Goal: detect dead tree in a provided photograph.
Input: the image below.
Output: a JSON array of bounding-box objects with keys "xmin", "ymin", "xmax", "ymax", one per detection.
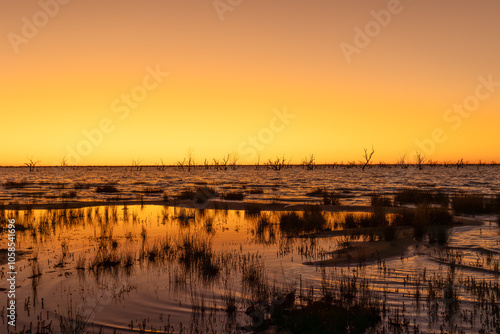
[
  {"xmin": 177, "ymin": 158, "xmax": 186, "ymax": 170},
  {"xmin": 359, "ymin": 146, "xmax": 375, "ymax": 171},
  {"xmin": 25, "ymin": 156, "xmax": 40, "ymax": 172},
  {"xmin": 221, "ymin": 154, "xmax": 231, "ymax": 171},
  {"xmin": 302, "ymin": 154, "xmax": 316, "ymax": 170},
  {"xmin": 186, "ymin": 149, "xmax": 195, "ymax": 172},
  {"xmin": 156, "ymin": 158, "xmax": 166, "ymax": 171},
  {"xmin": 266, "ymin": 155, "xmax": 290, "ymax": 171},
  {"xmin": 230, "ymin": 153, "xmax": 238, "ymax": 170},
  {"xmin": 397, "ymin": 154, "xmax": 408, "ymax": 169},
  {"xmin": 131, "ymin": 159, "xmax": 142, "ymax": 171},
  {"xmin": 212, "ymin": 158, "xmax": 220, "ymax": 171},
  {"xmin": 415, "ymin": 151, "xmax": 425, "ymax": 170}
]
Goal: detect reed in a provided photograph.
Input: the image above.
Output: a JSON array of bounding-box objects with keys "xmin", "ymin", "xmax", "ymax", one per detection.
[
  {"xmin": 394, "ymin": 188, "xmax": 449, "ymax": 207},
  {"xmin": 451, "ymin": 192, "xmax": 498, "ymax": 214}
]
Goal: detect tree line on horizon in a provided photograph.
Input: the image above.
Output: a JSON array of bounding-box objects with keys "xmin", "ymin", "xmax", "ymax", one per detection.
[{"xmin": 11, "ymin": 148, "xmax": 500, "ymax": 172}]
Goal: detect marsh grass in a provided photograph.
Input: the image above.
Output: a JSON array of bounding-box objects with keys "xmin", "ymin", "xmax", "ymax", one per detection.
[
  {"xmin": 175, "ymin": 189, "xmax": 195, "ymax": 200},
  {"xmin": 89, "ymin": 246, "xmax": 121, "ymax": 271},
  {"xmin": 370, "ymin": 193, "xmax": 392, "ymax": 207},
  {"xmin": 247, "ymin": 188, "xmax": 264, "ymax": 195},
  {"xmin": 394, "ymin": 188, "xmax": 449, "ymax": 207},
  {"xmin": 8, "ymin": 203, "xmax": 500, "ymax": 333},
  {"xmin": 178, "ymin": 235, "xmax": 220, "ymax": 283},
  {"xmin": 3, "ymin": 180, "xmax": 31, "ymax": 188},
  {"xmin": 428, "ymin": 225, "xmax": 451, "ymax": 246},
  {"xmin": 393, "ymin": 205, "xmax": 453, "ymax": 241},
  {"xmin": 244, "ymin": 202, "xmax": 262, "ymax": 216},
  {"xmin": 76, "ymin": 254, "xmax": 86, "ymax": 270},
  {"xmin": 61, "ymin": 191, "xmax": 77, "ymax": 199},
  {"xmin": 451, "ymin": 192, "xmax": 499, "ymax": 214},
  {"xmin": 305, "ymin": 187, "xmax": 326, "ymax": 197},
  {"xmin": 73, "ymin": 182, "xmax": 91, "ymax": 189},
  {"xmin": 254, "ymin": 272, "xmax": 381, "ymax": 334},
  {"xmin": 253, "ymin": 215, "xmax": 276, "ymax": 244},
  {"xmin": 305, "ymin": 187, "xmax": 342, "ymax": 205},
  {"xmin": 59, "ymin": 307, "xmax": 88, "ymax": 334},
  {"xmin": 223, "ymin": 291, "xmax": 237, "ymax": 315},
  {"xmin": 220, "ymin": 192, "xmax": 245, "ymax": 201},
  {"xmin": 279, "ymin": 206, "xmax": 328, "ymax": 235},
  {"xmin": 55, "ymin": 240, "xmax": 70, "ymax": 267},
  {"xmin": 95, "ymin": 185, "xmax": 119, "ymax": 193},
  {"xmin": 342, "ymin": 208, "xmax": 387, "ymax": 229},
  {"xmin": 322, "ymin": 191, "xmax": 341, "ymax": 205},
  {"xmin": 140, "ymin": 187, "xmax": 163, "ymax": 194}
]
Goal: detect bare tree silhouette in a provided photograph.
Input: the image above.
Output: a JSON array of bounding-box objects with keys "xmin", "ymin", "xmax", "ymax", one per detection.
[
  {"xmin": 266, "ymin": 155, "xmax": 291, "ymax": 171},
  {"xmin": 415, "ymin": 151, "xmax": 425, "ymax": 170},
  {"xmin": 156, "ymin": 158, "xmax": 166, "ymax": 171},
  {"xmin": 397, "ymin": 154, "xmax": 408, "ymax": 169},
  {"xmin": 360, "ymin": 146, "xmax": 375, "ymax": 171},
  {"xmin": 25, "ymin": 156, "xmax": 40, "ymax": 172},
  {"xmin": 131, "ymin": 158, "xmax": 142, "ymax": 171},
  {"xmin": 301, "ymin": 154, "xmax": 316, "ymax": 170}
]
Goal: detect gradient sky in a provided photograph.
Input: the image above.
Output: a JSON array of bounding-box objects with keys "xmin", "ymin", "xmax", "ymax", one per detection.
[{"xmin": 1, "ymin": 0, "xmax": 500, "ymax": 165}]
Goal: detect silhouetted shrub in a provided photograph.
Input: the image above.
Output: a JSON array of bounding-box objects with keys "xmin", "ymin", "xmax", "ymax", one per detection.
[
  {"xmin": 96, "ymin": 185, "xmax": 119, "ymax": 193},
  {"xmin": 451, "ymin": 193, "xmax": 498, "ymax": 214},
  {"xmin": 221, "ymin": 192, "xmax": 245, "ymax": 201},
  {"xmin": 394, "ymin": 188, "xmax": 449, "ymax": 207}
]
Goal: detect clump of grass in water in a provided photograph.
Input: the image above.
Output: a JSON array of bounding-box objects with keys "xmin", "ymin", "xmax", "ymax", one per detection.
[
  {"xmin": 55, "ymin": 240, "xmax": 69, "ymax": 267},
  {"xmin": 61, "ymin": 191, "xmax": 77, "ymax": 199},
  {"xmin": 178, "ymin": 235, "xmax": 220, "ymax": 282},
  {"xmin": 140, "ymin": 225, "xmax": 147, "ymax": 242},
  {"xmin": 59, "ymin": 303, "xmax": 87, "ymax": 334},
  {"xmin": 342, "ymin": 208, "xmax": 388, "ymax": 229},
  {"xmin": 220, "ymin": 192, "xmax": 245, "ymax": 201},
  {"xmin": 382, "ymin": 224, "xmax": 396, "ymax": 241},
  {"xmin": 76, "ymin": 254, "xmax": 86, "ymax": 270},
  {"xmin": 428, "ymin": 225, "xmax": 452, "ymax": 245},
  {"xmin": 242, "ymin": 259, "xmax": 269, "ymax": 303},
  {"xmin": 394, "ymin": 188, "xmax": 449, "ymax": 207},
  {"xmin": 73, "ymin": 182, "xmax": 90, "ymax": 189},
  {"xmin": 279, "ymin": 206, "xmax": 328, "ymax": 235},
  {"xmin": 223, "ymin": 291, "xmax": 237, "ymax": 315},
  {"xmin": 95, "ymin": 185, "xmax": 119, "ymax": 193},
  {"xmin": 175, "ymin": 189, "xmax": 196, "ymax": 200},
  {"xmin": 247, "ymin": 188, "xmax": 264, "ymax": 195},
  {"xmin": 323, "ymin": 191, "xmax": 341, "ymax": 205},
  {"xmin": 370, "ymin": 193, "xmax": 393, "ymax": 207},
  {"xmin": 451, "ymin": 192, "xmax": 499, "ymax": 214},
  {"xmin": 253, "ymin": 272, "xmax": 381, "ymax": 334},
  {"xmin": 3, "ymin": 180, "xmax": 30, "ymax": 189},
  {"xmin": 393, "ymin": 205, "xmax": 453, "ymax": 242},
  {"xmin": 304, "ymin": 187, "xmax": 341, "ymax": 205},
  {"xmin": 254, "ymin": 215, "xmax": 276, "ymax": 244},
  {"xmin": 244, "ymin": 202, "xmax": 262, "ymax": 216}
]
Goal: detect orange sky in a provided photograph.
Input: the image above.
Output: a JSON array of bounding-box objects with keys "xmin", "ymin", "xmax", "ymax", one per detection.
[{"xmin": 1, "ymin": 0, "xmax": 500, "ymax": 165}]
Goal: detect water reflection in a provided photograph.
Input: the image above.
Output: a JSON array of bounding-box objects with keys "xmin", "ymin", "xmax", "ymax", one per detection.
[{"xmin": 0, "ymin": 204, "xmax": 499, "ymax": 333}]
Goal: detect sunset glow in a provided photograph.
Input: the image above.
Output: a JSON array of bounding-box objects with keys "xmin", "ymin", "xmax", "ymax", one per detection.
[{"xmin": 2, "ymin": 0, "xmax": 500, "ymax": 165}]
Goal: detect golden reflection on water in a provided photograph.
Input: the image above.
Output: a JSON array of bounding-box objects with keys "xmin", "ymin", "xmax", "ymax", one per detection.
[{"xmin": 0, "ymin": 205, "xmax": 499, "ymax": 333}]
